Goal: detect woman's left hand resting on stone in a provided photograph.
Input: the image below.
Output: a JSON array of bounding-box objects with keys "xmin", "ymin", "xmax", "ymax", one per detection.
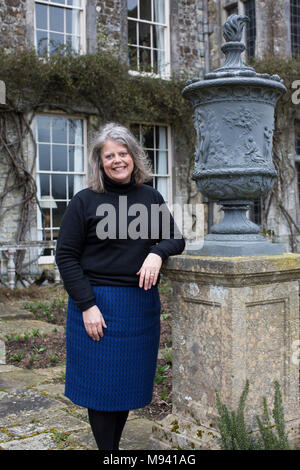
[{"xmin": 137, "ymin": 253, "xmax": 162, "ymax": 290}]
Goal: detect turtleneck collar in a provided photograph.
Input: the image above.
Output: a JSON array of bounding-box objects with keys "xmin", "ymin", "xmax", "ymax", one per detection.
[{"xmin": 103, "ymin": 171, "xmax": 136, "ymax": 194}]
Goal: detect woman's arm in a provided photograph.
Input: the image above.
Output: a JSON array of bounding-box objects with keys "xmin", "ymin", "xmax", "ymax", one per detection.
[{"xmin": 137, "ymin": 190, "xmax": 185, "ymax": 290}]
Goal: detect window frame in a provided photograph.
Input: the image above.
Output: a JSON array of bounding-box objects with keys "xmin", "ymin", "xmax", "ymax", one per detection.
[
  {"xmin": 129, "ymin": 121, "xmax": 173, "ymax": 206},
  {"xmin": 34, "ymin": 0, "xmax": 86, "ymax": 56},
  {"xmin": 127, "ymin": 0, "xmax": 171, "ymax": 79},
  {"xmin": 34, "ymin": 113, "xmax": 88, "ymax": 247},
  {"xmin": 243, "ymin": 0, "xmax": 256, "ymax": 60}
]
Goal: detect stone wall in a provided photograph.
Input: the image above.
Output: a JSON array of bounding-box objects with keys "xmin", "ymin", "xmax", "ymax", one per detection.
[{"xmin": 0, "ymin": 0, "xmax": 27, "ymax": 51}]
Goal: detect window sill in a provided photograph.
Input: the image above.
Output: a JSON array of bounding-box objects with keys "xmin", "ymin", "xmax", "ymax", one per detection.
[{"xmin": 128, "ymin": 70, "xmax": 171, "ymax": 81}]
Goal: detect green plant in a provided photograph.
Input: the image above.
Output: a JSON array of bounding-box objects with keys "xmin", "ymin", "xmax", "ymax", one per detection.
[
  {"xmin": 10, "ymin": 352, "xmax": 24, "ymax": 362},
  {"xmin": 162, "ymin": 346, "xmax": 172, "ymax": 364},
  {"xmin": 50, "ymin": 353, "xmax": 58, "ymax": 364},
  {"xmin": 32, "ymin": 346, "xmax": 46, "ymax": 354},
  {"xmin": 154, "ymin": 364, "xmax": 170, "ymax": 385},
  {"xmin": 31, "ymin": 329, "xmax": 40, "ymax": 337},
  {"xmin": 215, "ymin": 380, "xmax": 292, "ymax": 450}
]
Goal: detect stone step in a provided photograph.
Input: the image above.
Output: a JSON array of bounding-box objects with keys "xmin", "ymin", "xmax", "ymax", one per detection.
[
  {"xmin": 0, "ymin": 301, "xmax": 34, "ymax": 321},
  {"xmin": 0, "ymin": 319, "xmax": 65, "ymax": 341}
]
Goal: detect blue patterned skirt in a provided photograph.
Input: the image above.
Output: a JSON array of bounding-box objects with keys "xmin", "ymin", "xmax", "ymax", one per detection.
[{"xmin": 65, "ymin": 285, "xmax": 161, "ymax": 411}]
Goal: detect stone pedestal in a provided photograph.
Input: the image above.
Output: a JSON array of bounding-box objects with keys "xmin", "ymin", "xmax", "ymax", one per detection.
[{"xmin": 150, "ymin": 254, "xmax": 300, "ymax": 450}]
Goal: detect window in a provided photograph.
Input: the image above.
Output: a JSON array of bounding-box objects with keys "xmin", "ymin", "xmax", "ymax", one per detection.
[
  {"xmin": 244, "ymin": 0, "xmax": 256, "ymax": 59},
  {"xmin": 127, "ymin": 0, "xmax": 170, "ymax": 77},
  {"xmin": 34, "ymin": 0, "xmax": 85, "ymax": 56},
  {"xmin": 130, "ymin": 123, "xmax": 171, "ymax": 204},
  {"xmin": 225, "ymin": 3, "xmax": 238, "ymax": 17},
  {"xmin": 291, "ymin": 0, "xmax": 300, "ymax": 56},
  {"xmin": 35, "ymin": 115, "xmax": 86, "ymax": 242}
]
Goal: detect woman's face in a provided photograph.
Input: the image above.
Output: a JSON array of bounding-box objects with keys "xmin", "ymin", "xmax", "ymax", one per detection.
[{"xmin": 100, "ymin": 138, "xmax": 134, "ymax": 184}]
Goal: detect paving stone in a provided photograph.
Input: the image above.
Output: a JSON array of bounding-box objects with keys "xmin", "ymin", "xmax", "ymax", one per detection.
[
  {"xmin": 0, "ymin": 388, "xmax": 60, "ymax": 419},
  {"xmin": 119, "ymin": 418, "xmax": 154, "ymax": 450},
  {"xmin": 0, "ymin": 432, "xmax": 56, "ymax": 450},
  {"xmin": 67, "ymin": 429, "xmax": 98, "ymax": 450},
  {"xmin": 0, "ymin": 368, "xmax": 53, "ymax": 391}
]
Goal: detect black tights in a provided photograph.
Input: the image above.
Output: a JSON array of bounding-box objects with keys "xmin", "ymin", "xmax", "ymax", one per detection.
[{"xmin": 88, "ymin": 408, "xmax": 129, "ymax": 450}]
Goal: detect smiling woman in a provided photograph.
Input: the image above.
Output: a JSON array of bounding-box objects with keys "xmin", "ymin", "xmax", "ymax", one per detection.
[
  {"xmin": 100, "ymin": 139, "xmax": 134, "ymax": 184},
  {"xmin": 55, "ymin": 122, "xmax": 185, "ymax": 450}
]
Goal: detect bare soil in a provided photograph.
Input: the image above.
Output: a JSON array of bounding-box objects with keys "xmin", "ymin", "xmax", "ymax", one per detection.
[{"xmin": 4, "ymin": 279, "xmax": 174, "ymax": 420}]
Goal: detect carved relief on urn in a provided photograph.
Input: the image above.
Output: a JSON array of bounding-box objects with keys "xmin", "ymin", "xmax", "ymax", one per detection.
[{"xmin": 182, "ymin": 14, "xmax": 286, "ymax": 256}]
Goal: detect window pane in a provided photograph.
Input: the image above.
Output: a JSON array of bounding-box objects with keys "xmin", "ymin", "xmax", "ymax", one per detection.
[
  {"xmin": 66, "ymin": 8, "xmax": 80, "ymax": 34},
  {"xmin": 51, "ymin": 0, "xmax": 65, "ymax": 4},
  {"xmin": 38, "ymin": 144, "xmax": 51, "ymax": 171},
  {"xmin": 69, "ymin": 118, "xmax": 83, "ymax": 145},
  {"xmin": 52, "ymin": 117, "xmax": 67, "ymax": 143},
  {"xmin": 147, "ymin": 150, "xmax": 155, "ymax": 172},
  {"xmin": 139, "ymin": 48, "xmax": 151, "ymax": 71},
  {"xmin": 53, "ymin": 201, "xmax": 67, "ymax": 227},
  {"xmin": 156, "ymin": 176, "xmax": 168, "ymax": 201},
  {"xmin": 128, "ymin": 19, "xmax": 137, "ymax": 44},
  {"xmin": 141, "ymin": 124, "xmax": 154, "ymax": 148},
  {"xmin": 49, "ymin": 32, "xmax": 65, "ymax": 53},
  {"xmin": 68, "ymin": 174, "xmax": 74, "ymax": 197},
  {"xmin": 140, "ymin": 0, "xmax": 151, "ymax": 21},
  {"xmin": 156, "ymin": 150, "xmax": 168, "ymax": 174},
  {"xmin": 37, "ymin": 115, "xmax": 50, "ymax": 142},
  {"xmin": 50, "ymin": 6, "xmax": 64, "ymax": 32},
  {"xmin": 52, "ymin": 145, "xmax": 68, "ymax": 171},
  {"xmin": 52, "ymin": 174, "xmax": 66, "ymax": 199},
  {"xmin": 153, "ymin": 0, "xmax": 165, "ymax": 23},
  {"xmin": 139, "ymin": 22, "xmax": 151, "ymax": 47},
  {"xmin": 35, "ymin": 3, "xmax": 48, "ymax": 30},
  {"xmin": 155, "ymin": 125, "xmax": 167, "ymax": 149},
  {"xmin": 36, "ymin": 30, "xmax": 48, "ymax": 56},
  {"xmin": 128, "ymin": 0, "xmax": 137, "ymax": 18},
  {"xmin": 68, "ymin": 0, "xmax": 81, "ymax": 6},
  {"xmin": 153, "ymin": 25, "xmax": 164, "ymax": 49},
  {"xmin": 41, "ymin": 208, "xmax": 51, "ymax": 228},
  {"xmin": 68, "ymin": 146, "xmax": 83, "ymax": 172},
  {"xmin": 128, "ymin": 46, "xmax": 138, "ymax": 68},
  {"xmin": 39, "ymin": 173, "xmax": 50, "ymax": 197}
]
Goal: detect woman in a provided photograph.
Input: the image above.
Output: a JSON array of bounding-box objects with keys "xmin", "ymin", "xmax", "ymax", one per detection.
[{"xmin": 55, "ymin": 122, "xmax": 185, "ymax": 450}]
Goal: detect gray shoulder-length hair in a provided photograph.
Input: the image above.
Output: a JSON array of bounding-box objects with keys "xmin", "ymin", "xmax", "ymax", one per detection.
[{"xmin": 88, "ymin": 122, "xmax": 153, "ymax": 193}]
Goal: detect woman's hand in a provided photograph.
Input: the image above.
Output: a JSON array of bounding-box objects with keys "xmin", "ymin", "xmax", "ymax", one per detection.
[
  {"xmin": 136, "ymin": 253, "xmax": 162, "ymax": 290},
  {"xmin": 82, "ymin": 305, "xmax": 107, "ymax": 341}
]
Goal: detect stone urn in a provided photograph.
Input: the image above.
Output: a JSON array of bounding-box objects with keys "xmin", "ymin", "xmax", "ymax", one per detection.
[{"xmin": 182, "ymin": 14, "xmax": 286, "ymax": 256}]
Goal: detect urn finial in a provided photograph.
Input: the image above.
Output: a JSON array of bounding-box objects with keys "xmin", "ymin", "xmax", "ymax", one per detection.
[{"xmin": 223, "ymin": 14, "xmax": 249, "ymax": 43}]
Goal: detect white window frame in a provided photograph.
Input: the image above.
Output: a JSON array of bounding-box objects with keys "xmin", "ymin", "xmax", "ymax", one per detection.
[
  {"xmin": 130, "ymin": 122, "xmax": 173, "ymax": 206},
  {"xmin": 127, "ymin": 0, "xmax": 171, "ymax": 79},
  {"xmin": 34, "ymin": 113, "xmax": 88, "ymax": 253},
  {"xmin": 34, "ymin": 0, "xmax": 86, "ymax": 56}
]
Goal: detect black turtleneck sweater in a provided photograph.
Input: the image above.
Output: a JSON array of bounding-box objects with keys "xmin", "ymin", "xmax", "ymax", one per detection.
[{"xmin": 55, "ymin": 174, "xmax": 185, "ymax": 311}]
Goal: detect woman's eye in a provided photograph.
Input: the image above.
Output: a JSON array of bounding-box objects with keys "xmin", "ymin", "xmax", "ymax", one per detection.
[
  {"xmin": 105, "ymin": 154, "xmax": 113, "ymax": 159},
  {"xmin": 120, "ymin": 152, "xmax": 127, "ymax": 157}
]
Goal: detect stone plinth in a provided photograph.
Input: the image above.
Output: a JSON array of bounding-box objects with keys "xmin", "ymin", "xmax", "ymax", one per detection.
[{"xmin": 150, "ymin": 254, "xmax": 300, "ymax": 450}]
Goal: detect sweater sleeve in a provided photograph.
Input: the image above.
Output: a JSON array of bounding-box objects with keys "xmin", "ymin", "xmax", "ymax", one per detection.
[
  {"xmin": 149, "ymin": 191, "xmax": 185, "ymax": 261},
  {"xmin": 55, "ymin": 193, "xmax": 96, "ymax": 311}
]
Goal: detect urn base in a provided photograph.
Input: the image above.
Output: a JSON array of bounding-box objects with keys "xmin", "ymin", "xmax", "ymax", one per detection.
[{"xmin": 185, "ymin": 233, "xmax": 284, "ymax": 257}]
